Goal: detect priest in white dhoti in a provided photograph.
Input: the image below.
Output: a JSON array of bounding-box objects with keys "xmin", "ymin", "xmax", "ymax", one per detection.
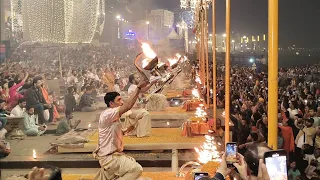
[
  {"xmin": 93, "ymin": 79, "xmax": 154, "ymax": 180},
  {"xmin": 125, "ymin": 73, "xmax": 152, "ymax": 138}
]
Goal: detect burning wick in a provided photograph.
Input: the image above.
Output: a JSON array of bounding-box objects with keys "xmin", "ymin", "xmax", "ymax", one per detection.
[
  {"xmin": 33, "ymin": 149, "xmax": 37, "ymax": 159},
  {"xmin": 167, "ymin": 122, "xmax": 170, "ymax": 126}
]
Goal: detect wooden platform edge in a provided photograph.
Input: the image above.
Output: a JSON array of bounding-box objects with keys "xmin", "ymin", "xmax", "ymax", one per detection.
[{"xmin": 58, "ymin": 142, "xmax": 202, "ymax": 153}]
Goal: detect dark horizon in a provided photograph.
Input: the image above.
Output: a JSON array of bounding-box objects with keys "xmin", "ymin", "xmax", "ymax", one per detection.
[{"xmin": 109, "ymin": 0, "xmax": 320, "ymax": 48}]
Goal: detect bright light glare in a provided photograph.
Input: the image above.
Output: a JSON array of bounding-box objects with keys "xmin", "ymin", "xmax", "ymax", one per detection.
[{"xmin": 141, "ymin": 43, "xmax": 157, "ymax": 59}]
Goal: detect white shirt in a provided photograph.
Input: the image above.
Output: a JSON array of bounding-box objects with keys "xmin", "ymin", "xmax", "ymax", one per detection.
[
  {"xmin": 10, "ymin": 105, "xmax": 25, "ymax": 117},
  {"xmin": 287, "ymin": 108, "xmax": 299, "ymax": 119},
  {"xmin": 67, "ymin": 75, "xmax": 78, "ymax": 86},
  {"xmin": 97, "ymin": 107, "xmax": 123, "ymax": 156}
]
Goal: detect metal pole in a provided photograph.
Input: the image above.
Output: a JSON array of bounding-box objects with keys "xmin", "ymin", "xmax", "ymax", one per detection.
[
  {"xmin": 225, "ymin": 0, "xmax": 231, "ymax": 143},
  {"xmin": 201, "ymin": 9, "xmax": 205, "ymax": 85},
  {"xmin": 212, "ymin": 0, "xmax": 217, "ymax": 131},
  {"xmin": 205, "ymin": 4, "xmax": 210, "ymax": 107},
  {"xmin": 268, "ymin": 0, "xmax": 279, "ymax": 150}
]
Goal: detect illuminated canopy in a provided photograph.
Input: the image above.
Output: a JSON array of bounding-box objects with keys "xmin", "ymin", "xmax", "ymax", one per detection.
[{"xmin": 22, "ymin": 0, "xmax": 104, "ymax": 43}]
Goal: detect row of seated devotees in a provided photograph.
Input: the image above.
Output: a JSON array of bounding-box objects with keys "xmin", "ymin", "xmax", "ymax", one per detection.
[{"xmin": 0, "ymin": 82, "xmax": 158, "ymax": 159}]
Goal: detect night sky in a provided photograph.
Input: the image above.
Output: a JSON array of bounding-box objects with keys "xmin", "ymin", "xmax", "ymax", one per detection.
[{"xmin": 111, "ymin": 0, "xmax": 320, "ymax": 48}]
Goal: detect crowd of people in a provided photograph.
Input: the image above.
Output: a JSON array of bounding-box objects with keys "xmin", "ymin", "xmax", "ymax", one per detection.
[
  {"xmin": 208, "ymin": 63, "xmax": 320, "ymax": 179},
  {"xmin": 0, "ymin": 43, "xmax": 139, "ymax": 159}
]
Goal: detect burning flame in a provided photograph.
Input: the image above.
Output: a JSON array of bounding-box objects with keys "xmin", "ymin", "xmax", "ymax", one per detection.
[
  {"xmin": 141, "ymin": 43, "xmax": 156, "ymax": 59},
  {"xmin": 195, "ymin": 106, "xmax": 206, "ymax": 118},
  {"xmin": 142, "ymin": 58, "xmax": 151, "ymax": 68},
  {"xmin": 221, "ymin": 111, "xmax": 225, "ymax": 117},
  {"xmin": 175, "ymin": 53, "xmax": 182, "ymax": 59},
  {"xmin": 195, "ymin": 76, "xmax": 201, "ymax": 84},
  {"xmin": 167, "ymin": 122, "xmax": 170, "ymax": 126},
  {"xmin": 192, "ymin": 88, "xmax": 200, "ymax": 99},
  {"xmin": 195, "ymin": 135, "xmax": 221, "ymax": 164},
  {"xmin": 33, "ymin": 149, "xmax": 37, "ymax": 159},
  {"xmin": 88, "ymin": 124, "xmax": 91, "ymax": 128},
  {"xmin": 168, "ymin": 58, "xmax": 178, "ymax": 66}
]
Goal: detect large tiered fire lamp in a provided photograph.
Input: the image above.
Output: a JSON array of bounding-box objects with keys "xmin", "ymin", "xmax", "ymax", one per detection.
[
  {"xmin": 134, "ymin": 43, "xmax": 184, "ymax": 94},
  {"xmin": 134, "ymin": 43, "xmax": 159, "ymax": 81}
]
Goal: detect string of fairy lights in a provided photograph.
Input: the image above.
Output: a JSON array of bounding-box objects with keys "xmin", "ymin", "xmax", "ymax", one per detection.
[{"xmin": 20, "ymin": 0, "xmax": 103, "ymax": 43}]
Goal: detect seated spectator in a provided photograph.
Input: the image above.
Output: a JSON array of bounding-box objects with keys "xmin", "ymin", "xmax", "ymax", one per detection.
[
  {"xmin": 8, "ymin": 72, "xmax": 29, "ymax": 109},
  {"xmin": 10, "ymin": 98, "xmax": 26, "ymax": 117},
  {"xmin": 26, "ymin": 166, "xmax": 62, "ymax": 180},
  {"xmin": 24, "ymin": 76, "xmax": 53, "ymax": 125},
  {"xmin": 0, "ymin": 141, "xmax": 10, "ymax": 158},
  {"xmin": 79, "ymin": 86, "xmax": 96, "ymax": 112},
  {"xmin": 305, "ymin": 159, "xmax": 320, "ymax": 179},
  {"xmin": 304, "ymin": 148, "xmax": 320, "ymax": 170},
  {"xmin": 56, "ymin": 110, "xmax": 81, "ymax": 136},
  {"xmin": 0, "ymin": 120, "xmax": 9, "ymax": 139},
  {"xmin": 64, "ymin": 86, "xmax": 77, "ymax": 113},
  {"xmin": 23, "ymin": 106, "xmax": 47, "ymax": 136},
  {"xmin": 288, "ymin": 161, "xmax": 301, "ymax": 180},
  {"xmin": 0, "ymin": 99, "xmax": 10, "ymax": 116}
]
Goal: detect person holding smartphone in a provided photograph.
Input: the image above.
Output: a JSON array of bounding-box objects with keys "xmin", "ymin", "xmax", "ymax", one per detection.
[{"xmin": 200, "ymin": 143, "xmax": 271, "ymax": 180}]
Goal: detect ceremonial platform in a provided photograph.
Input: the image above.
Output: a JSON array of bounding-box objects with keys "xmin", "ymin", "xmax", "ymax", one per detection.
[
  {"xmin": 57, "ymin": 128, "xmax": 204, "ymax": 153},
  {"xmin": 54, "ymin": 128, "xmax": 205, "ymax": 172}
]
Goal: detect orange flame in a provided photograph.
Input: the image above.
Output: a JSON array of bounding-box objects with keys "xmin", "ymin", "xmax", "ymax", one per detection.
[
  {"xmin": 168, "ymin": 58, "xmax": 178, "ymax": 66},
  {"xmin": 195, "ymin": 135, "xmax": 221, "ymax": 164},
  {"xmin": 141, "ymin": 43, "xmax": 156, "ymax": 59}
]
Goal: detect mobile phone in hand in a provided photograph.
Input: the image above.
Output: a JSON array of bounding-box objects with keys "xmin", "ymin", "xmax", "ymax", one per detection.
[
  {"xmin": 264, "ymin": 150, "xmax": 288, "ymax": 180},
  {"xmin": 194, "ymin": 172, "xmax": 209, "ymax": 180},
  {"xmin": 226, "ymin": 142, "xmax": 237, "ymax": 168}
]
